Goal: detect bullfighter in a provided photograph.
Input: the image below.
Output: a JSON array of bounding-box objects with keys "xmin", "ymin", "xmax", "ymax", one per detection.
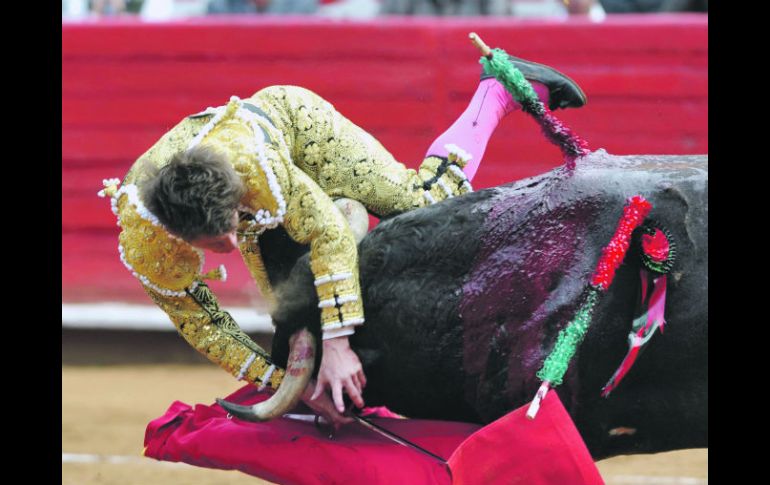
[{"xmin": 98, "ymin": 55, "xmax": 586, "ymax": 427}]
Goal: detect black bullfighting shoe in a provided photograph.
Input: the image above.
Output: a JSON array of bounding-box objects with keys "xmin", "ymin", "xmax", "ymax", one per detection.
[{"xmin": 480, "ymin": 55, "xmax": 587, "ymax": 111}]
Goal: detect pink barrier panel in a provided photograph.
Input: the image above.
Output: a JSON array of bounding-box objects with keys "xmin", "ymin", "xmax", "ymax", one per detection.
[{"xmin": 62, "ymin": 15, "xmax": 707, "ymax": 303}]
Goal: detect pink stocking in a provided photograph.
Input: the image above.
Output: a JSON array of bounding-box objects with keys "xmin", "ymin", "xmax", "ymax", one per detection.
[{"xmin": 424, "ymin": 78, "xmax": 549, "ymax": 182}]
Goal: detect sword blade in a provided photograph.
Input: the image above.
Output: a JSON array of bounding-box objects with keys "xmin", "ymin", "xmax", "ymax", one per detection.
[
  {"xmin": 283, "ymin": 412, "xmax": 448, "ymax": 465},
  {"xmin": 352, "ymin": 414, "xmax": 447, "ymax": 465},
  {"xmin": 282, "ymin": 413, "xmax": 322, "ymax": 424}
]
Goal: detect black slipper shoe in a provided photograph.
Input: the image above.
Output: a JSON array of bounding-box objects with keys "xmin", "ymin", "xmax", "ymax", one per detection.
[{"xmin": 481, "ymin": 54, "xmax": 587, "ymax": 111}]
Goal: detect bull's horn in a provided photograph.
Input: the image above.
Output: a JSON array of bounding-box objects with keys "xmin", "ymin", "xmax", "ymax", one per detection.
[{"xmin": 217, "ymin": 328, "xmax": 316, "ymax": 421}]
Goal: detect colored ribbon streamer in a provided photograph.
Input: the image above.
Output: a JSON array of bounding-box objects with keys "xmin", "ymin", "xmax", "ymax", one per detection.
[
  {"xmin": 535, "ymin": 196, "xmax": 652, "ymax": 389},
  {"xmin": 601, "ymin": 270, "xmax": 668, "ymax": 397},
  {"xmin": 591, "ymin": 196, "xmax": 653, "ymax": 289}
]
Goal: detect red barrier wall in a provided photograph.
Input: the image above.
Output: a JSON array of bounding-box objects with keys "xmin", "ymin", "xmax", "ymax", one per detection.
[{"xmin": 62, "ymin": 15, "xmax": 708, "ymax": 303}]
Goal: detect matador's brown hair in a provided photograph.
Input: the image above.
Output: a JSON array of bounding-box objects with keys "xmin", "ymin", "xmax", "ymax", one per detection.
[{"xmin": 140, "ymin": 146, "xmax": 246, "ymax": 241}]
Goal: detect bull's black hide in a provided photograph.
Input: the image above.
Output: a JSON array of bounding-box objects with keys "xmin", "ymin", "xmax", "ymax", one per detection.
[{"xmin": 262, "ymin": 150, "xmax": 708, "ymax": 460}]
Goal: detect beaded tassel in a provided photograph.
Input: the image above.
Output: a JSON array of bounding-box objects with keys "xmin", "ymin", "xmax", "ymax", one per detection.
[
  {"xmin": 600, "ymin": 223, "xmax": 676, "ymax": 397},
  {"xmin": 537, "ymin": 288, "xmax": 600, "ymax": 386}
]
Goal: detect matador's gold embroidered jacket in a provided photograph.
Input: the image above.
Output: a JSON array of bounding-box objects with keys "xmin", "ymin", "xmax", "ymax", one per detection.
[{"xmin": 102, "ymin": 86, "xmax": 473, "ymax": 390}]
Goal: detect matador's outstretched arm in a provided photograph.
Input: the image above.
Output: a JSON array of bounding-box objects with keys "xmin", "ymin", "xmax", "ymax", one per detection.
[
  {"xmin": 99, "ymin": 179, "xmax": 286, "ymax": 391},
  {"xmin": 279, "ymin": 167, "xmax": 365, "ymax": 340}
]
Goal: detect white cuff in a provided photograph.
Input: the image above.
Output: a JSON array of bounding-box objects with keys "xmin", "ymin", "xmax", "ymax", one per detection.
[
  {"xmin": 314, "ymin": 272, "xmax": 354, "ymax": 287},
  {"xmin": 436, "ymin": 179, "xmax": 454, "ymax": 198},
  {"xmin": 322, "ymin": 326, "xmax": 356, "ymax": 340},
  {"xmin": 236, "ymin": 352, "xmax": 257, "ymax": 381},
  {"xmin": 318, "ymin": 294, "xmax": 359, "ymax": 309},
  {"xmin": 257, "ymin": 364, "xmax": 276, "ymax": 391}
]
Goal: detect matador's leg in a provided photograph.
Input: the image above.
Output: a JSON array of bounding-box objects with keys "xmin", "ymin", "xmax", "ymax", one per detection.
[
  {"xmin": 251, "ymin": 65, "xmax": 584, "ymax": 219},
  {"xmin": 425, "ymin": 56, "xmax": 587, "ymax": 182},
  {"xmin": 423, "ymin": 78, "xmax": 547, "ymax": 182}
]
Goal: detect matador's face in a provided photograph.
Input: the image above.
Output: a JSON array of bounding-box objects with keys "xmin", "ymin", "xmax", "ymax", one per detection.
[{"xmin": 188, "ymin": 211, "xmax": 239, "ymax": 253}]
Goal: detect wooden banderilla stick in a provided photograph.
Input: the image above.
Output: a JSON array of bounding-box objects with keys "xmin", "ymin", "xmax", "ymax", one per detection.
[{"xmin": 468, "ymin": 32, "xmax": 493, "ymax": 59}]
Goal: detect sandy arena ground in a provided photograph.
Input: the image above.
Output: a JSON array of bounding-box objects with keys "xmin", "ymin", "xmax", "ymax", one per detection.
[
  {"xmin": 62, "ymin": 327, "xmax": 707, "ymax": 483},
  {"xmin": 62, "ymin": 363, "xmax": 707, "ymax": 484}
]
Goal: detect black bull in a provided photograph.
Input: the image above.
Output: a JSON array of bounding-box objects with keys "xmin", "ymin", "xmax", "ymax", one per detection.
[{"xmin": 261, "ymin": 151, "xmax": 707, "ymax": 460}]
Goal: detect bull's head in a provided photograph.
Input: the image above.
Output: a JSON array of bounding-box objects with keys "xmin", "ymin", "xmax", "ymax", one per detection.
[{"xmin": 217, "ymin": 199, "xmax": 370, "ymax": 421}]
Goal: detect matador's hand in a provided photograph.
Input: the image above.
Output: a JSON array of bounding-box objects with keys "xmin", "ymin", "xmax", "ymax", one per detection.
[
  {"xmin": 311, "ymin": 336, "xmax": 367, "ymax": 413},
  {"xmin": 301, "ymin": 378, "xmax": 355, "ymax": 431}
]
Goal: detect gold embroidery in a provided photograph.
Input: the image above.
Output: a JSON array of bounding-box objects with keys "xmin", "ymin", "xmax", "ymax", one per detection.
[
  {"xmin": 238, "ymin": 236, "xmax": 277, "ymax": 309},
  {"xmin": 146, "ymin": 284, "xmax": 284, "ymax": 390},
  {"xmin": 116, "ymin": 85, "xmax": 473, "ymax": 388},
  {"xmin": 248, "ymin": 86, "xmax": 471, "ymax": 217},
  {"xmin": 116, "ymin": 194, "xmax": 202, "ymax": 294}
]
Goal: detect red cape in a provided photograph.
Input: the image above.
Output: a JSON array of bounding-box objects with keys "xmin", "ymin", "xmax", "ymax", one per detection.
[{"xmin": 144, "ymin": 384, "xmax": 603, "ymax": 484}]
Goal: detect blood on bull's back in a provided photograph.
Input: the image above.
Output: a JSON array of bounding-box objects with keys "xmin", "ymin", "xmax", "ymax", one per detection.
[{"xmin": 269, "ymin": 151, "xmax": 708, "ymax": 459}]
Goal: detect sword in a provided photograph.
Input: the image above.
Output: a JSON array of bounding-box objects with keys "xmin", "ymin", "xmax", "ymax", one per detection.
[
  {"xmin": 351, "ymin": 413, "xmax": 448, "ymax": 465},
  {"xmin": 282, "ymin": 412, "xmax": 448, "ymax": 466}
]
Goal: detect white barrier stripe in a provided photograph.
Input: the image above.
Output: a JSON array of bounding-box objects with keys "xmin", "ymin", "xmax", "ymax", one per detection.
[
  {"xmin": 604, "ymin": 475, "xmax": 707, "ymax": 485},
  {"xmin": 61, "ymin": 453, "xmax": 187, "ymax": 467},
  {"xmin": 61, "ymin": 303, "xmax": 273, "ymax": 333},
  {"xmin": 61, "ymin": 454, "xmax": 709, "ymax": 482}
]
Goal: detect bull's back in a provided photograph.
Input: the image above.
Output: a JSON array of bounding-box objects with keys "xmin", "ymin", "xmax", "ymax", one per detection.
[{"xmin": 356, "ymin": 152, "xmax": 707, "ymax": 431}]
